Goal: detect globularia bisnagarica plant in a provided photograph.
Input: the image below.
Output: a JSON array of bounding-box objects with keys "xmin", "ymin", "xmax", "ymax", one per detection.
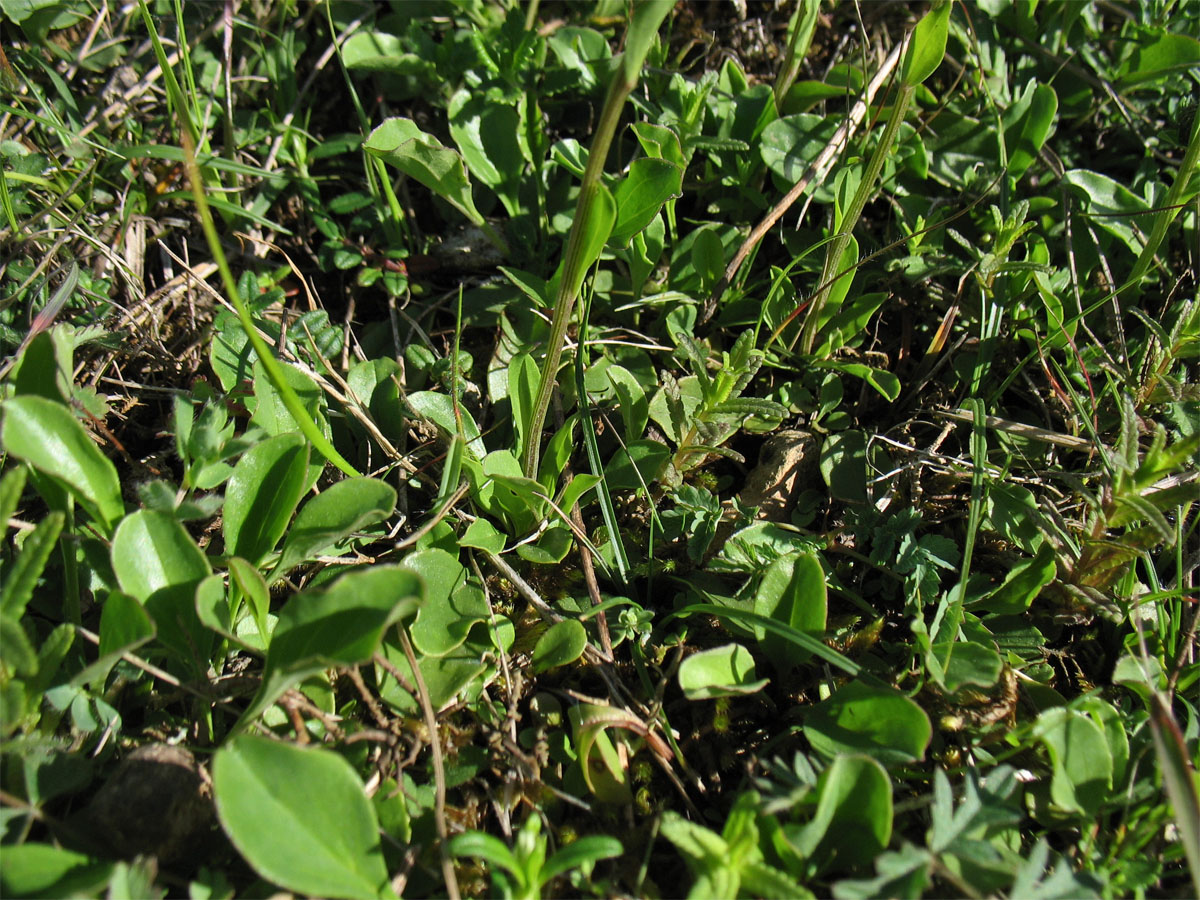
[{"xmin": 1, "ymin": 0, "xmax": 1198, "ymax": 897}]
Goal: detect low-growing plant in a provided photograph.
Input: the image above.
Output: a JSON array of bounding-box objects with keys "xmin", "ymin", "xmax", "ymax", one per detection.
[{"xmin": 2, "ymin": 0, "xmax": 1198, "ymax": 897}]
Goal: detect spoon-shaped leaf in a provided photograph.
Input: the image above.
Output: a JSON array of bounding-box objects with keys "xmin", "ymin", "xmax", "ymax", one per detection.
[{"xmin": 214, "ymin": 735, "xmax": 393, "ymax": 900}]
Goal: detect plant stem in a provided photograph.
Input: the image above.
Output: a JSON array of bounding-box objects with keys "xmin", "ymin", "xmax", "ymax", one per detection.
[
  {"xmin": 797, "ymin": 80, "xmax": 914, "ymax": 353},
  {"xmin": 521, "ymin": 0, "xmax": 673, "ymax": 478},
  {"xmin": 180, "ymin": 131, "xmax": 362, "ymax": 478}
]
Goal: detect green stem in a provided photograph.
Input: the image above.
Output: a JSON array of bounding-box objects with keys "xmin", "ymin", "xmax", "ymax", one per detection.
[
  {"xmin": 180, "ymin": 132, "xmax": 362, "ymax": 478},
  {"xmin": 1123, "ymin": 102, "xmax": 1200, "ymax": 296},
  {"xmin": 575, "ymin": 290, "xmax": 630, "ymax": 586},
  {"xmin": 798, "ymin": 82, "xmax": 914, "ymax": 353},
  {"xmin": 521, "ymin": 0, "xmax": 673, "ymax": 478}
]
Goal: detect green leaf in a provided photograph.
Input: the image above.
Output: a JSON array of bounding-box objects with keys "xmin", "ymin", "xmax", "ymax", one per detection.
[
  {"xmin": 937, "ymin": 640, "xmax": 1003, "ymax": 692},
  {"xmin": 670, "ymin": 602, "xmax": 859, "ymax": 675},
  {"xmin": 377, "ymin": 624, "xmax": 508, "ymax": 714},
  {"xmin": 195, "ymin": 574, "xmax": 241, "ymax": 648},
  {"xmin": 110, "ymin": 509, "xmax": 213, "ymax": 671},
  {"xmin": 605, "ymin": 365, "xmax": 649, "ymax": 444},
  {"xmin": 11, "ymin": 329, "xmax": 69, "ymax": 403},
  {"xmin": 0, "ymin": 612, "xmax": 37, "ymax": 676},
  {"xmin": 691, "ymin": 227, "xmax": 725, "ymax": 290},
  {"xmin": 530, "ymin": 619, "xmax": 587, "ymax": 674},
  {"xmin": 223, "ymin": 433, "xmax": 310, "ymax": 566},
  {"xmin": 517, "ymin": 523, "xmax": 575, "ymax": 564},
  {"xmin": 604, "ymin": 439, "xmax": 670, "ymax": 492},
  {"xmin": 1032, "ymin": 707, "xmax": 1112, "ymax": 817},
  {"xmin": 570, "ymin": 181, "xmax": 617, "ymax": 297},
  {"xmin": 541, "ymin": 834, "xmax": 624, "ymax": 885},
  {"xmin": 507, "ymin": 353, "xmax": 540, "ymax": 465},
  {"xmin": 819, "ymin": 430, "xmax": 868, "ymax": 502},
  {"xmin": 404, "ymin": 548, "xmax": 489, "ymax": 657},
  {"xmin": 804, "ymin": 679, "xmax": 931, "ymax": 764},
  {"xmin": 1117, "ymin": 31, "xmax": 1200, "ymax": 88},
  {"xmin": 985, "ymin": 482, "xmax": 1043, "ymax": 554},
  {"xmin": 73, "ymin": 591, "xmax": 155, "ymax": 687},
  {"xmin": 0, "ymin": 511, "xmax": 63, "ymax": 619},
  {"xmin": 341, "ymin": 31, "xmax": 433, "ymax": 78},
  {"xmin": 814, "ymin": 292, "xmax": 889, "ymax": 357},
  {"xmin": 792, "ymin": 755, "xmax": 893, "ymax": 873},
  {"xmin": 678, "ymin": 643, "xmax": 769, "ymax": 699},
  {"xmin": 0, "ymin": 844, "xmax": 114, "ymax": 898},
  {"xmin": 270, "ymin": 477, "xmax": 395, "ymax": 580},
  {"xmin": 901, "ymin": 0, "xmax": 951, "ymax": 87},
  {"xmin": 249, "ymin": 359, "xmax": 330, "ymax": 487},
  {"xmin": 449, "ymin": 832, "xmax": 520, "ymax": 878},
  {"xmin": 234, "ymin": 566, "xmax": 422, "ymax": 732},
  {"xmin": 815, "ymin": 360, "xmax": 901, "ymax": 402},
  {"xmin": 365, "ymin": 117, "xmax": 484, "ymax": 226},
  {"xmin": 347, "ymin": 357, "xmax": 407, "ymax": 437},
  {"xmin": 408, "ymin": 390, "xmax": 486, "ymax": 459},
  {"xmin": 111, "ymin": 510, "xmax": 211, "ymax": 601},
  {"xmin": 448, "ymin": 89, "xmax": 524, "ymax": 216},
  {"xmin": 1, "ymin": 395, "xmax": 124, "ymax": 532},
  {"xmin": 978, "ymin": 543, "xmax": 1056, "ymax": 614},
  {"xmin": 229, "ymin": 556, "xmax": 272, "ymax": 644},
  {"xmin": 631, "ymin": 122, "xmax": 685, "ymax": 167},
  {"xmin": 214, "ymin": 735, "xmax": 392, "ymax": 900},
  {"xmin": 1061, "ymin": 168, "xmax": 1149, "ymax": 255},
  {"xmin": 609, "ymin": 158, "xmax": 682, "ymax": 248},
  {"xmin": 760, "ymin": 113, "xmax": 839, "ymax": 195},
  {"xmin": 0, "ymin": 467, "xmax": 27, "ymax": 542},
  {"xmin": 459, "ymin": 518, "xmax": 506, "ymax": 554},
  {"xmin": 1007, "ymin": 83, "xmax": 1057, "ymax": 178},
  {"xmin": 753, "ymin": 552, "xmax": 827, "ymax": 673},
  {"xmin": 570, "ymin": 703, "xmax": 635, "ymax": 803}
]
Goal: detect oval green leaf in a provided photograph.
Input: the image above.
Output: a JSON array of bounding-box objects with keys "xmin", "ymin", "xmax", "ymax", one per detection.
[
  {"xmin": 1, "ymin": 395, "xmax": 124, "ymax": 533},
  {"xmin": 407, "ymin": 390, "xmax": 485, "ymax": 459},
  {"xmin": 609, "ymin": 158, "xmax": 683, "ymax": 248},
  {"xmin": 678, "ymin": 643, "xmax": 769, "ymax": 700},
  {"xmin": 901, "ymin": 0, "xmax": 951, "ymax": 87},
  {"xmin": 235, "ymin": 565, "xmax": 423, "ymax": 732},
  {"xmin": 223, "ymin": 433, "xmax": 310, "ymax": 565},
  {"xmin": 214, "ymin": 735, "xmax": 391, "ymax": 900},
  {"xmin": 792, "ymin": 754, "xmax": 893, "ymax": 873},
  {"xmin": 1007, "ymin": 83, "xmax": 1057, "ymax": 178},
  {"xmin": 530, "ymin": 619, "xmax": 587, "ymax": 674},
  {"xmin": 271, "ymin": 477, "xmax": 396, "ymax": 579},
  {"xmin": 804, "ymin": 679, "xmax": 931, "ymax": 764},
  {"xmin": 753, "ymin": 552, "xmax": 827, "ymax": 673},
  {"xmin": 111, "ymin": 510, "xmax": 211, "ymax": 601},
  {"xmin": 365, "ymin": 117, "xmax": 483, "ymax": 225},
  {"xmin": 1033, "ymin": 707, "xmax": 1113, "ymax": 817}
]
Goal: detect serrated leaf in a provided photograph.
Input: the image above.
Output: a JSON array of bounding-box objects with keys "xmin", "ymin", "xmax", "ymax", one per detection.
[{"xmin": 0, "ymin": 511, "xmax": 63, "ymax": 619}]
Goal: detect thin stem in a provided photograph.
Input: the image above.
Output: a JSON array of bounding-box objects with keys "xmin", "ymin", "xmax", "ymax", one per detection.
[
  {"xmin": 180, "ymin": 131, "xmax": 362, "ymax": 477},
  {"xmin": 797, "ymin": 79, "xmax": 914, "ymax": 353},
  {"xmin": 521, "ymin": 0, "xmax": 673, "ymax": 478}
]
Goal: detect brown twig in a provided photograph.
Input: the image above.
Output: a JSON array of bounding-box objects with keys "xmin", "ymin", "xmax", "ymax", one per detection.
[
  {"xmin": 391, "ymin": 630, "xmax": 460, "ymax": 900},
  {"xmin": 700, "ymin": 39, "xmax": 906, "ymax": 325}
]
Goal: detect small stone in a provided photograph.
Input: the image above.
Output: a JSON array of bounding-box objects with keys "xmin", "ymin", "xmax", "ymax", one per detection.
[
  {"xmin": 81, "ymin": 743, "xmax": 216, "ymax": 865},
  {"xmin": 738, "ymin": 430, "xmax": 819, "ymax": 521}
]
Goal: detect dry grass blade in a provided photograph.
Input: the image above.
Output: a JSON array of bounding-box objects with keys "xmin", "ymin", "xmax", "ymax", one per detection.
[{"xmin": 700, "ymin": 37, "xmax": 906, "ymax": 324}]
